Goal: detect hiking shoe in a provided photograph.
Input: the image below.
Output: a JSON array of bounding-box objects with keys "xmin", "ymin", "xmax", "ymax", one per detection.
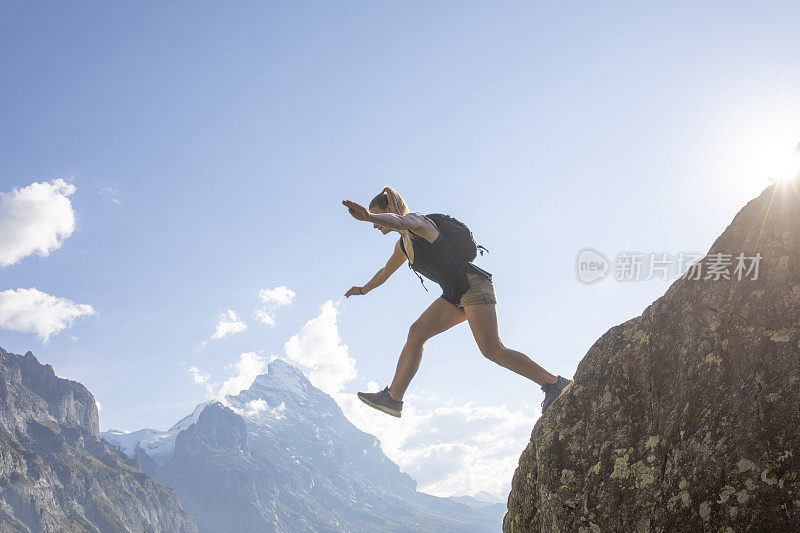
[
  {"xmin": 357, "ymin": 386, "xmax": 403, "ymax": 418},
  {"xmin": 541, "ymin": 376, "xmax": 573, "ymax": 414}
]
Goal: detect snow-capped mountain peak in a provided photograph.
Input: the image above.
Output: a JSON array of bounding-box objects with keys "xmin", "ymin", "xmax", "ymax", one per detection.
[
  {"xmin": 103, "ymin": 401, "xmax": 210, "ymax": 465},
  {"xmin": 247, "ymin": 357, "xmax": 308, "ymax": 397},
  {"xmin": 169, "ymin": 401, "xmax": 211, "ymax": 432},
  {"xmin": 106, "ymin": 355, "xmax": 505, "ymax": 531}
]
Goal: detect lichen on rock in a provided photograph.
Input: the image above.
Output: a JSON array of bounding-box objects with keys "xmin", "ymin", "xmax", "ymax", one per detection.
[{"xmin": 504, "ymin": 182, "xmax": 800, "ymax": 532}]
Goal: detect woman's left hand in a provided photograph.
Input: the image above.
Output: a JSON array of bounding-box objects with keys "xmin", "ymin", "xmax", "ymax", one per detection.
[
  {"xmin": 345, "ymin": 286, "xmax": 365, "ymax": 297},
  {"xmin": 342, "ymin": 200, "xmax": 371, "ymax": 221}
]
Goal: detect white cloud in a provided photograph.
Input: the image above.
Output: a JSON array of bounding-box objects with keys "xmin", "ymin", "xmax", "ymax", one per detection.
[
  {"xmin": 99, "ymin": 186, "xmax": 121, "ymax": 205},
  {"xmin": 0, "ymin": 179, "xmax": 77, "ymax": 267},
  {"xmin": 259, "ymin": 286, "xmax": 295, "ymax": 306},
  {"xmin": 216, "ymin": 351, "xmax": 267, "ymax": 399},
  {"xmin": 189, "ymin": 366, "xmax": 214, "ymax": 397},
  {"xmin": 95, "ymin": 400, "xmax": 102, "ymax": 412},
  {"xmin": 188, "ymin": 352, "xmax": 269, "ymax": 402},
  {"xmin": 256, "ymin": 286, "xmax": 295, "ymax": 326},
  {"xmin": 210, "ymin": 309, "xmax": 246, "ymax": 340},
  {"xmin": 189, "ymin": 366, "xmax": 210, "ymax": 384},
  {"xmin": 243, "ymin": 398, "xmax": 268, "ymax": 415},
  {"xmin": 0, "ymin": 288, "xmax": 95, "ymax": 342},
  {"xmin": 335, "ymin": 392, "xmax": 536, "ymax": 498},
  {"xmin": 255, "ymin": 309, "xmax": 276, "ymax": 326},
  {"xmin": 236, "ymin": 398, "xmax": 286, "ymax": 419},
  {"xmin": 284, "ymin": 300, "xmax": 356, "ymax": 394}
]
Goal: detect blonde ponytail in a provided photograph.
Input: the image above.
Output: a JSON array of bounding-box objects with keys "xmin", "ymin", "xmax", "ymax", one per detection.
[{"xmin": 369, "ymin": 186, "xmax": 408, "ymax": 215}]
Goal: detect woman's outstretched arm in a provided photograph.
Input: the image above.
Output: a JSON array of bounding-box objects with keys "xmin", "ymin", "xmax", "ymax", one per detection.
[
  {"xmin": 345, "ymin": 239, "xmax": 407, "ymax": 297},
  {"xmin": 341, "ymin": 200, "xmax": 438, "ymax": 241}
]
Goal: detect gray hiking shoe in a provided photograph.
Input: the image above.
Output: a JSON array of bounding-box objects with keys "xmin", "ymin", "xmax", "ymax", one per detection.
[
  {"xmin": 357, "ymin": 386, "xmax": 403, "ymax": 418},
  {"xmin": 541, "ymin": 376, "xmax": 573, "ymax": 414}
]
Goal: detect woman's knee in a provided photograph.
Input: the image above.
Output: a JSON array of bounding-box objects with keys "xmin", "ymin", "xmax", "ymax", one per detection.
[
  {"xmin": 479, "ymin": 340, "xmax": 505, "ymax": 362},
  {"xmin": 407, "ymin": 321, "xmax": 430, "ymax": 345}
]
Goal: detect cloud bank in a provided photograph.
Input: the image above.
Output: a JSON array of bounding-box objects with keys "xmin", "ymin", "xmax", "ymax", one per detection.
[
  {"xmin": 0, "ymin": 179, "xmax": 76, "ymax": 267},
  {"xmin": 335, "ymin": 392, "xmax": 535, "ymax": 497}
]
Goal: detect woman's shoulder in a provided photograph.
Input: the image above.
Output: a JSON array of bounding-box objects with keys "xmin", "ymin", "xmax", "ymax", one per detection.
[
  {"xmin": 406, "ymin": 212, "xmax": 440, "ymax": 238},
  {"xmin": 406, "ymin": 212, "xmax": 434, "ymax": 224}
]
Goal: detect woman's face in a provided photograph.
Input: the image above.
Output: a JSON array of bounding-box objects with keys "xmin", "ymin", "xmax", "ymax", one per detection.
[{"xmin": 369, "ymin": 207, "xmax": 392, "ymax": 235}]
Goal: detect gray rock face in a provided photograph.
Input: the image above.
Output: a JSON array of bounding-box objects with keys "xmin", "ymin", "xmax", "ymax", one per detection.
[
  {"xmin": 504, "ymin": 181, "xmax": 800, "ymax": 532},
  {"xmin": 111, "ymin": 358, "xmax": 504, "ymax": 532},
  {"xmin": 0, "ymin": 348, "xmax": 197, "ymax": 533}
]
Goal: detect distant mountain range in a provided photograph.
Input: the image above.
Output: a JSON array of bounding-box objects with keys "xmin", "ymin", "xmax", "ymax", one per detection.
[
  {"xmin": 103, "ymin": 358, "xmax": 505, "ymax": 532},
  {"xmin": 0, "ymin": 347, "xmax": 196, "ymax": 532}
]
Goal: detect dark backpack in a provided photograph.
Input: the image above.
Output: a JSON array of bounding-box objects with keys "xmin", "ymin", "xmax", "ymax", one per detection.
[{"xmin": 426, "ymin": 213, "xmax": 488, "ymax": 263}]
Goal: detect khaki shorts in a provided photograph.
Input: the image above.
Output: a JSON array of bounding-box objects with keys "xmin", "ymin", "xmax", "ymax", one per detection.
[{"xmin": 457, "ymin": 273, "xmax": 497, "ymax": 308}]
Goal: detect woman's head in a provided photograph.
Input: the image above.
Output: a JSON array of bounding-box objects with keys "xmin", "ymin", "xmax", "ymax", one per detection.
[
  {"xmin": 369, "ymin": 186, "xmax": 408, "ymax": 216},
  {"xmin": 369, "ymin": 186, "xmax": 408, "ymax": 234}
]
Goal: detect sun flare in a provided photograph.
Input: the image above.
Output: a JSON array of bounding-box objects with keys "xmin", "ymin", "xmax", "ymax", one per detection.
[
  {"xmin": 753, "ymin": 139, "xmax": 800, "ymax": 184},
  {"xmin": 723, "ymin": 126, "xmax": 800, "ymax": 197}
]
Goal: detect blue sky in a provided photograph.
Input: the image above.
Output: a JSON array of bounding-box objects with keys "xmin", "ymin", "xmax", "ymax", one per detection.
[{"xmin": 1, "ymin": 2, "xmax": 799, "ymax": 498}]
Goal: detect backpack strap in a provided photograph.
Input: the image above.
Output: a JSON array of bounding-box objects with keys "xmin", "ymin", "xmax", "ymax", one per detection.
[
  {"xmin": 399, "ymin": 236, "xmax": 429, "ymax": 292},
  {"xmin": 412, "ymin": 268, "xmax": 428, "ymax": 291}
]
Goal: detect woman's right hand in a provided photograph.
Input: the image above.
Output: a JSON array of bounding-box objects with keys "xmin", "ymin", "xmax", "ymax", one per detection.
[
  {"xmin": 345, "ymin": 286, "xmax": 365, "ymax": 298},
  {"xmin": 342, "ymin": 200, "xmax": 371, "ymax": 222}
]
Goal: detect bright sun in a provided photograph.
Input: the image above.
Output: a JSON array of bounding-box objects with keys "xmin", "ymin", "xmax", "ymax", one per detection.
[
  {"xmin": 720, "ymin": 122, "xmax": 800, "ymax": 198},
  {"xmin": 746, "ymin": 137, "xmax": 800, "ymax": 184}
]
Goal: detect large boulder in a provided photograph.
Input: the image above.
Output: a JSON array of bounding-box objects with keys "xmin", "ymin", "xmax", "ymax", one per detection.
[{"xmin": 504, "ymin": 181, "xmax": 800, "ymax": 532}]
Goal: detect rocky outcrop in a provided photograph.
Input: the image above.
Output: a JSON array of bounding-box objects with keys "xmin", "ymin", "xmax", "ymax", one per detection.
[
  {"xmin": 0, "ymin": 348, "xmax": 197, "ymax": 533},
  {"xmin": 107, "ymin": 358, "xmax": 505, "ymax": 532},
  {"xmin": 504, "ymin": 181, "xmax": 800, "ymax": 532}
]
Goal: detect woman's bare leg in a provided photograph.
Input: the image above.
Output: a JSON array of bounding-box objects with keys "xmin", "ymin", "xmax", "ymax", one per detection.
[
  {"xmin": 389, "ymin": 298, "xmax": 466, "ymax": 401},
  {"xmin": 463, "ymin": 304, "xmax": 558, "ymax": 386}
]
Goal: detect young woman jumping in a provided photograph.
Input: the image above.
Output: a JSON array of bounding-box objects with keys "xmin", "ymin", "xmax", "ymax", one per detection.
[{"xmin": 342, "ymin": 187, "xmax": 573, "ymax": 418}]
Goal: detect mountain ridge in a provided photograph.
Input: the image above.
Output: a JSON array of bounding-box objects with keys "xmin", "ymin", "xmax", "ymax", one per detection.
[
  {"xmin": 0, "ymin": 347, "xmax": 197, "ymax": 532},
  {"xmin": 105, "ymin": 356, "xmax": 506, "ymax": 532}
]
